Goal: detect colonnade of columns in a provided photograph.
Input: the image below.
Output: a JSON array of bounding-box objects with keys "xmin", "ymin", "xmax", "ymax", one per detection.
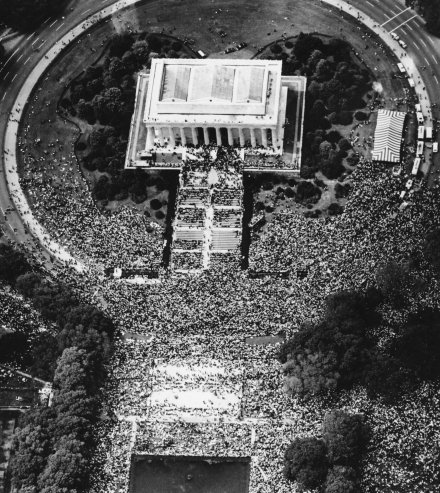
[{"xmin": 145, "ymin": 125, "xmax": 277, "ymax": 150}]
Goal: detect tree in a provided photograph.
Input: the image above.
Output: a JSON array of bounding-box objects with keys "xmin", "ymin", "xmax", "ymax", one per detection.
[
  {"xmin": 15, "ymin": 272, "xmax": 42, "ymax": 297},
  {"xmin": 9, "ymin": 407, "xmax": 55, "ymax": 491},
  {"xmin": 395, "ymin": 309, "xmax": 440, "ymax": 380},
  {"xmin": 284, "ymin": 437, "xmax": 328, "ymax": 491},
  {"xmin": 323, "ymin": 410, "xmax": 368, "ymax": 466},
  {"xmin": 0, "ymin": 244, "xmax": 31, "ymax": 284},
  {"xmin": 37, "ymin": 437, "xmax": 89, "ymax": 493},
  {"xmin": 423, "ymin": 228, "xmax": 440, "ymax": 272},
  {"xmin": 108, "ymin": 32, "xmax": 135, "ymax": 58},
  {"xmin": 325, "ymin": 465, "xmax": 358, "ymax": 493},
  {"xmin": 375, "ymin": 261, "xmax": 415, "ymax": 308},
  {"xmin": 363, "ymin": 351, "xmax": 415, "ymax": 402}
]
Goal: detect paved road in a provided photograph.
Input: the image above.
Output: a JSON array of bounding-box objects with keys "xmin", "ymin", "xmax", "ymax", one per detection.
[
  {"xmin": 0, "ymin": 0, "xmax": 126, "ymax": 269},
  {"xmin": 348, "ymin": 0, "xmax": 440, "ymax": 178},
  {"xmin": 1, "ymin": 0, "xmax": 439, "ymax": 270}
]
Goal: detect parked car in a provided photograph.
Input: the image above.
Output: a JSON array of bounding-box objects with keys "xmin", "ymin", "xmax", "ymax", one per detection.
[
  {"xmin": 391, "ymin": 32, "xmax": 400, "ymax": 41},
  {"xmin": 224, "ymin": 47, "xmax": 236, "ymax": 54},
  {"xmin": 237, "ymin": 42, "xmax": 248, "ymax": 50}
]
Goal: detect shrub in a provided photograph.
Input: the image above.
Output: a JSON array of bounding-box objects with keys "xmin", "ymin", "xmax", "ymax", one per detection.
[
  {"xmin": 150, "ymin": 199, "xmax": 162, "ymax": 210},
  {"xmin": 284, "ymin": 40, "xmax": 294, "ymax": 49},
  {"xmin": 296, "ymin": 181, "xmax": 322, "ymax": 205},
  {"xmin": 338, "ymin": 138, "xmax": 352, "ymax": 151},
  {"xmin": 354, "ymin": 110, "xmax": 368, "ymax": 121},
  {"xmin": 285, "ymin": 187, "xmax": 295, "ymax": 198},
  {"xmin": 328, "ymin": 203, "xmax": 343, "ymax": 216},
  {"xmin": 155, "ymin": 210, "xmax": 166, "ymax": 220},
  {"xmin": 284, "ymin": 437, "xmax": 328, "ymax": 491},
  {"xmin": 255, "ymin": 201, "xmax": 266, "ymax": 212},
  {"xmin": 271, "ymin": 43, "xmax": 283, "ymax": 54},
  {"xmin": 423, "ymin": 228, "xmax": 440, "ymax": 272}
]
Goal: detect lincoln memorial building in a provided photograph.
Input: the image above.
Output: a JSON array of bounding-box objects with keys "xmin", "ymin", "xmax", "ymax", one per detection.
[{"xmin": 125, "ymin": 58, "xmax": 306, "ymax": 169}]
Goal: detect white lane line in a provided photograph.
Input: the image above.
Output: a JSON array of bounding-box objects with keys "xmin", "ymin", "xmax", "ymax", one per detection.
[
  {"xmin": 43, "ymin": 17, "xmax": 51, "ymax": 24},
  {"xmin": 38, "ymin": 40, "xmax": 46, "ymax": 49},
  {"xmin": 49, "ymin": 19, "xmax": 57, "ymax": 28},
  {"xmin": 25, "ymin": 33, "xmax": 34, "ymax": 41},
  {"xmin": 82, "ymin": 8, "xmax": 91, "ymax": 14},
  {"xmin": 425, "ymin": 56, "xmax": 430, "ymax": 65},
  {"xmin": 434, "ymin": 75, "xmax": 439, "ymax": 84},
  {"xmin": 4, "ymin": 47, "xmax": 20, "ymax": 65},
  {"xmin": 31, "ymin": 37, "xmax": 40, "ymax": 46},
  {"xmin": 366, "ymin": 0, "xmax": 375, "ymax": 6},
  {"xmin": 23, "ymin": 56, "xmax": 31, "ymax": 65},
  {"xmin": 17, "ymin": 54, "xmax": 23, "ymax": 62},
  {"xmin": 420, "ymin": 38, "xmax": 427, "ymax": 48},
  {"xmin": 406, "ymin": 23, "xmax": 414, "ymax": 31},
  {"xmin": 381, "ymin": 6, "xmax": 411, "ymax": 27},
  {"xmin": 412, "ymin": 40, "xmax": 420, "ymax": 50},
  {"xmin": 389, "ymin": 14, "xmax": 418, "ymax": 33},
  {"xmin": 4, "ymin": 71, "xmax": 9, "ymax": 78},
  {"xmin": 432, "ymin": 54, "xmax": 437, "ymax": 63},
  {"xmin": 11, "ymin": 74, "xmax": 17, "ymax": 82},
  {"xmin": 55, "ymin": 22, "xmax": 65, "ymax": 31},
  {"xmin": 1, "ymin": 92, "xmax": 6, "ymax": 101}
]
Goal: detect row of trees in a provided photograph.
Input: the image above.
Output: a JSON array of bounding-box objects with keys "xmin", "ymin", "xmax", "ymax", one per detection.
[
  {"xmin": 271, "ymin": 34, "xmax": 371, "ymax": 180},
  {"xmin": 0, "ymin": 244, "xmax": 115, "ymax": 492},
  {"xmin": 284, "ymin": 410, "xmax": 369, "ymax": 492},
  {"xmin": 65, "ymin": 32, "xmax": 187, "ymax": 203},
  {"xmin": 279, "ymin": 279, "xmax": 440, "ymax": 403}
]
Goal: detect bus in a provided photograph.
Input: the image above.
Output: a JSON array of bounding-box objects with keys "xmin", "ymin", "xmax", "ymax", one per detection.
[
  {"xmin": 397, "ymin": 62, "xmax": 406, "ymax": 73},
  {"xmin": 416, "ymin": 140, "xmax": 424, "ymax": 156},
  {"xmin": 425, "ymin": 126, "xmax": 433, "ymax": 140},
  {"xmin": 416, "ymin": 112, "xmax": 424, "ymax": 124},
  {"xmin": 418, "ymin": 126, "xmax": 425, "ymax": 139},
  {"xmin": 408, "ymin": 78, "xmax": 415, "ymax": 87},
  {"xmin": 415, "ymin": 103, "xmax": 422, "ymax": 112},
  {"xmin": 412, "ymin": 157, "xmax": 421, "ymax": 175}
]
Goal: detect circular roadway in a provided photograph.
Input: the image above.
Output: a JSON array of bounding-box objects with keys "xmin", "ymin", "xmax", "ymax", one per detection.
[{"xmin": 0, "ymin": 0, "xmax": 439, "ymax": 271}]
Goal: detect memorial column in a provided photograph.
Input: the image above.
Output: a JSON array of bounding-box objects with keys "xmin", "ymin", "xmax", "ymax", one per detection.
[
  {"xmin": 191, "ymin": 127, "xmax": 198, "ymax": 145},
  {"xmin": 180, "ymin": 127, "xmax": 187, "ymax": 146},
  {"xmin": 250, "ymin": 128, "xmax": 257, "ymax": 148},
  {"xmin": 215, "ymin": 127, "xmax": 222, "ymax": 146},
  {"xmin": 227, "ymin": 128, "xmax": 234, "ymax": 146}
]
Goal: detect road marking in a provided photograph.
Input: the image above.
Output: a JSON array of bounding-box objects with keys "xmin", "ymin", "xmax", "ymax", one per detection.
[
  {"xmin": 43, "ymin": 17, "xmax": 51, "ymax": 24},
  {"xmin": 25, "ymin": 33, "xmax": 34, "ymax": 41},
  {"xmin": 412, "ymin": 40, "xmax": 420, "ymax": 50},
  {"xmin": 4, "ymin": 71, "xmax": 9, "ymax": 78},
  {"xmin": 24, "ymin": 56, "xmax": 31, "ymax": 65},
  {"xmin": 406, "ymin": 23, "xmax": 414, "ymax": 31},
  {"xmin": 381, "ymin": 6, "xmax": 411, "ymax": 27},
  {"xmin": 38, "ymin": 40, "xmax": 46, "ymax": 49},
  {"xmin": 3, "ymin": 47, "xmax": 21, "ymax": 66},
  {"xmin": 434, "ymin": 75, "xmax": 439, "ymax": 84},
  {"xmin": 17, "ymin": 54, "xmax": 23, "ymax": 62},
  {"xmin": 420, "ymin": 38, "xmax": 427, "ymax": 48},
  {"xmin": 49, "ymin": 19, "xmax": 57, "ymax": 28},
  {"xmin": 366, "ymin": 1, "xmax": 375, "ymax": 6},
  {"xmin": 424, "ymin": 56, "xmax": 430, "ymax": 65},
  {"xmin": 11, "ymin": 74, "xmax": 17, "ymax": 82},
  {"xmin": 432, "ymin": 54, "xmax": 437, "ymax": 63},
  {"xmin": 389, "ymin": 14, "xmax": 418, "ymax": 33},
  {"xmin": 82, "ymin": 8, "xmax": 91, "ymax": 14},
  {"xmin": 31, "ymin": 37, "xmax": 40, "ymax": 46},
  {"xmin": 1, "ymin": 92, "xmax": 6, "ymax": 101},
  {"xmin": 55, "ymin": 22, "xmax": 65, "ymax": 31}
]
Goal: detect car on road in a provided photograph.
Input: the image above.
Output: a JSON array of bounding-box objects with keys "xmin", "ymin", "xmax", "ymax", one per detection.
[{"xmin": 398, "ymin": 39, "xmax": 407, "ymax": 49}]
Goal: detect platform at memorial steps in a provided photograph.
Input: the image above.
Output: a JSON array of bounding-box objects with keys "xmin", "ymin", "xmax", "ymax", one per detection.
[{"xmin": 171, "ymin": 171, "xmax": 242, "ymax": 272}]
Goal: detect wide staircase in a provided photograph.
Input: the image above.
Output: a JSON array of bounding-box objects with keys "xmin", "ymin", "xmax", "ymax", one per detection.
[{"xmin": 171, "ymin": 170, "xmax": 243, "ymax": 272}]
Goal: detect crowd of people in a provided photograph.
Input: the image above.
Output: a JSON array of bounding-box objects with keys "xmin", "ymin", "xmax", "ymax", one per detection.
[{"xmin": 2, "ymin": 10, "xmax": 440, "ymax": 492}]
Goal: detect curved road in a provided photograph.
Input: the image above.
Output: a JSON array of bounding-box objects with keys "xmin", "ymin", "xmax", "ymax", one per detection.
[{"xmin": 0, "ymin": 0, "xmax": 439, "ymax": 271}]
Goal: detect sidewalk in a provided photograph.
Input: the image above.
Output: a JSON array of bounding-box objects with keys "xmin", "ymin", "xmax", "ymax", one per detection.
[{"xmin": 2, "ymin": 0, "xmax": 141, "ymax": 273}]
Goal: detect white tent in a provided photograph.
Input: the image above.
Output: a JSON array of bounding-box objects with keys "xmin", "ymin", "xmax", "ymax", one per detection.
[{"xmin": 371, "ymin": 109, "xmax": 406, "ymax": 163}]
